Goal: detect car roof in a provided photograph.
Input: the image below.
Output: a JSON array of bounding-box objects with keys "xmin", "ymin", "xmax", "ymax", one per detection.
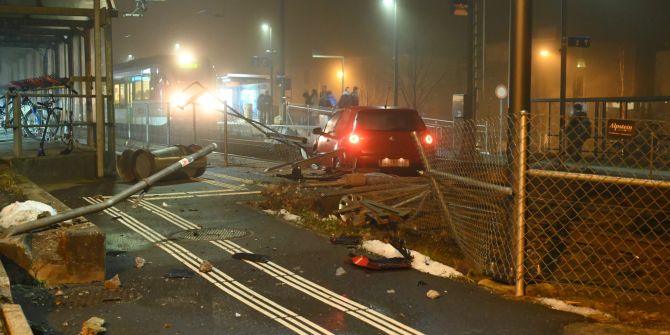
[{"xmin": 343, "ymin": 106, "xmax": 419, "ymax": 114}]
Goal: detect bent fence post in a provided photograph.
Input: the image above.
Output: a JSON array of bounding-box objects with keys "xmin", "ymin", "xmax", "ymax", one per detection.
[{"xmin": 2, "ymin": 143, "xmax": 218, "ymax": 238}]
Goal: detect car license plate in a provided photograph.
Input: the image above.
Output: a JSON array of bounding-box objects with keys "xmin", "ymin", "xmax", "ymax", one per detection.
[{"xmin": 380, "ymin": 158, "xmax": 410, "ymax": 167}]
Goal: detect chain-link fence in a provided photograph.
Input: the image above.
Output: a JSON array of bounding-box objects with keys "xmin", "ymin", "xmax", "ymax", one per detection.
[{"xmin": 416, "ymin": 112, "xmax": 670, "ymax": 301}]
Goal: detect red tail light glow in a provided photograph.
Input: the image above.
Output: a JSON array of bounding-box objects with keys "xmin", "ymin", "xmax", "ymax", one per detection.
[
  {"xmin": 348, "ymin": 134, "xmax": 360, "ymax": 144},
  {"xmin": 424, "ymin": 134, "xmax": 434, "ymax": 145}
]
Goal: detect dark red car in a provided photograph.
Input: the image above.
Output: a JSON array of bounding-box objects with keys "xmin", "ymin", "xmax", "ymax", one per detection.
[{"xmin": 312, "ymin": 106, "xmax": 434, "ymax": 171}]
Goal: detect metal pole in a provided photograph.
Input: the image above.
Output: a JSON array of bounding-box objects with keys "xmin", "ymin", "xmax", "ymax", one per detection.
[
  {"xmin": 166, "ymin": 102, "xmax": 171, "ymax": 146},
  {"xmin": 192, "ymin": 103, "xmax": 197, "ymax": 145},
  {"xmin": 515, "ymin": 110, "xmax": 529, "ymax": 297},
  {"xmin": 224, "ymin": 103, "xmax": 229, "ymax": 166},
  {"xmin": 559, "ymin": 0, "xmax": 567, "ymax": 157},
  {"xmin": 341, "ymin": 57, "xmax": 345, "ymax": 96},
  {"xmin": 145, "ymin": 105, "xmax": 149, "ymax": 147},
  {"xmin": 84, "ymin": 29, "xmax": 93, "ymax": 146},
  {"xmin": 279, "ymin": 0, "xmax": 286, "ymax": 123},
  {"xmin": 510, "ymin": 0, "xmax": 533, "ymax": 297},
  {"xmin": 12, "ymin": 94, "xmax": 22, "ymax": 157},
  {"xmin": 94, "ymin": 0, "xmax": 104, "ymax": 177},
  {"xmin": 104, "ymin": 16, "xmax": 115, "ymax": 175},
  {"xmin": 3, "ymin": 143, "xmax": 218, "ymax": 238},
  {"xmin": 499, "ymin": 98, "xmax": 504, "ymax": 153},
  {"xmin": 392, "ymin": 0, "xmax": 399, "ymax": 106}
]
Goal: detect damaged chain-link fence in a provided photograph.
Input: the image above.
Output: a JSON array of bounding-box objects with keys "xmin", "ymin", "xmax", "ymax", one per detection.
[{"xmin": 416, "ymin": 112, "xmax": 670, "ymax": 301}]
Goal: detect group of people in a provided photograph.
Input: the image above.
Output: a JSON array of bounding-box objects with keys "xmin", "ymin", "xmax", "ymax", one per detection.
[{"xmin": 302, "ymin": 86, "xmax": 360, "ymax": 108}]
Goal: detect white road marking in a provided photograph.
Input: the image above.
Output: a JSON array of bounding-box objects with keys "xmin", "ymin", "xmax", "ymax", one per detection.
[
  {"xmin": 205, "ymin": 171, "xmax": 255, "ymax": 184},
  {"xmin": 136, "ymin": 199, "xmax": 425, "ymax": 335},
  {"xmin": 83, "ymin": 197, "xmax": 333, "ymax": 335},
  {"xmin": 138, "ymin": 190, "xmax": 261, "ymax": 201},
  {"xmin": 193, "ymin": 177, "xmax": 247, "ymax": 191}
]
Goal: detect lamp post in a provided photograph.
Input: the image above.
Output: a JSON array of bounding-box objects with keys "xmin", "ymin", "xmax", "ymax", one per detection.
[
  {"xmin": 262, "ymin": 23, "xmax": 274, "ymax": 124},
  {"xmin": 312, "ymin": 53, "xmax": 345, "ymax": 96},
  {"xmin": 383, "ymin": 0, "xmax": 398, "ymax": 106}
]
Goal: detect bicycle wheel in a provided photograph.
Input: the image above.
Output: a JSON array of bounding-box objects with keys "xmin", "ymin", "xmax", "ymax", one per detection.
[{"xmin": 22, "ymin": 107, "xmax": 43, "ymax": 140}]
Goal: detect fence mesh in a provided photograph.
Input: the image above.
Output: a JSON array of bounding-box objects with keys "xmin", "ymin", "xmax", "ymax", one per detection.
[
  {"xmin": 524, "ymin": 114, "xmax": 670, "ymax": 301},
  {"xmin": 417, "ymin": 113, "xmax": 670, "ymax": 301},
  {"xmin": 417, "ymin": 117, "xmax": 516, "ymax": 282}
]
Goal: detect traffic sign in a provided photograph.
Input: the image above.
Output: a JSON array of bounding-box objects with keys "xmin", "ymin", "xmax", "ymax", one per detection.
[
  {"xmin": 495, "ymin": 84, "xmax": 508, "ymax": 100},
  {"xmin": 568, "ymin": 36, "xmax": 591, "ymax": 48}
]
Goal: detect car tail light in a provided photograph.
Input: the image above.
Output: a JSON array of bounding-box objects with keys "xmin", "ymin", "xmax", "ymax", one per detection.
[
  {"xmin": 424, "ymin": 134, "xmax": 434, "ymax": 145},
  {"xmin": 348, "ymin": 134, "xmax": 360, "ymax": 144}
]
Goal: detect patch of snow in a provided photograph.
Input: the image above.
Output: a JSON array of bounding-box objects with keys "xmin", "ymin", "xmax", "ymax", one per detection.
[
  {"xmin": 361, "ymin": 240, "xmax": 463, "ymax": 279},
  {"xmin": 262, "ymin": 209, "xmax": 277, "ymax": 215},
  {"xmin": 0, "ymin": 200, "xmax": 57, "ymax": 229},
  {"xmin": 535, "ymin": 297, "xmax": 613, "ymax": 320},
  {"xmin": 279, "ymin": 209, "xmax": 302, "ymax": 223}
]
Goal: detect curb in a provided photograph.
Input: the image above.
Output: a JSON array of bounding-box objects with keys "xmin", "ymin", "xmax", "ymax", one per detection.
[{"xmin": 0, "ymin": 258, "xmax": 33, "ymax": 335}]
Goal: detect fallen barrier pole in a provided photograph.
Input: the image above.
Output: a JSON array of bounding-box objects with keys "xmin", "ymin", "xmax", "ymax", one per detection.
[{"xmin": 2, "ymin": 143, "xmax": 218, "ymax": 238}]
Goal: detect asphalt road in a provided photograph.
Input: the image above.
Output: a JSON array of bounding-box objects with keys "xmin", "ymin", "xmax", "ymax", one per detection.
[{"xmin": 13, "ymin": 159, "xmax": 587, "ymax": 335}]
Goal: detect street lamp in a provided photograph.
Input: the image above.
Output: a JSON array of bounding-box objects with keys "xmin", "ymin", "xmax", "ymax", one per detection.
[
  {"xmin": 382, "ymin": 0, "xmax": 398, "ymax": 106},
  {"xmin": 312, "ymin": 53, "xmax": 345, "ymax": 96},
  {"xmin": 261, "ymin": 23, "xmax": 274, "ymax": 124}
]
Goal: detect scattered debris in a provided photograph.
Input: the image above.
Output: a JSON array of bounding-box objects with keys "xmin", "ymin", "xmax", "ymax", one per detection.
[
  {"xmin": 335, "ymin": 267, "xmax": 347, "ymax": 276},
  {"xmin": 417, "ymin": 280, "xmax": 427, "ymax": 286},
  {"xmin": 329, "ymin": 235, "xmax": 362, "ymax": 245},
  {"xmin": 362, "ymin": 240, "xmax": 463, "ymax": 278},
  {"xmin": 163, "ymin": 323, "xmax": 172, "ymax": 329},
  {"xmin": 162, "ymin": 202, "xmax": 171, "ymax": 208},
  {"xmin": 106, "ymin": 250, "xmax": 127, "ymax": 257},
  {"xmin": 104, "ymin": 274, "xmax": 121, "ymax": 290},
  {"xmin": 0, "ymin": 200, "xmax": 57, "ymax": 228},
  {"xmin": 232, "ymin": 253, "xmax": 270, "ymax": 263},
  {"xmin": 235, "ymin": 312, "xmax": 241, "ymax": 318},
  {"xmin": 80, "ymin": 316, "xmax": 106, "ymax": 335},
  {"xmin": 351, "ymin": 255, "xmax": 412, "ymax": 270},
  {"xmin": 62, "ymin": 321, "xmax": 69, "ymax": 327},
  {"xmin": 164, "ymin": 269, "xmax": 196, "ymax": 279},
  {"xmin": 386, "ymin": 289, "xmax": 396, "ymax": 294},
  {"xmin": 54, "ymin": 289, "xmax": 64, "ymax": 296},
  {"xmin": 351, "ymin": 239, "xmax": 413, "ymax": 270},
  {"xmin": 134, "ymin": 257, "xmax": 146, "ymax": 269},
  {"xmin": 199, "ymin": 260, "xmax": 213, "ymax": 273},
  {"xmin": 426, "ymin": 290, "xmax": 441, "ymax": 300}
]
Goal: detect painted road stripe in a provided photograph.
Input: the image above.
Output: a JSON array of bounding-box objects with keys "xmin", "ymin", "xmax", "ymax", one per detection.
[
  {"xmin": 83, "ymin": 197, "xmax": 333, "ymax": 335},
  {"xmin": 205, "ymin": 171, "xmax": 254, "ymax": 184},
  {"xmin": 137, "ymin": 200, "xmax": 425, "ymax": 335},
  {"xmin": 138, "ymin": 190, "xmax": 261, "ymax": 201},
  {"xmin": 193, "ymin": 177, "xmax": 247, "ymax": 191}
]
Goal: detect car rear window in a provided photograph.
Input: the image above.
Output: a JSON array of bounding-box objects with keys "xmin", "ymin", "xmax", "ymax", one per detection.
[{"xmin": 355, "ymin": 111, "xmax": 426, "ymax": 131}]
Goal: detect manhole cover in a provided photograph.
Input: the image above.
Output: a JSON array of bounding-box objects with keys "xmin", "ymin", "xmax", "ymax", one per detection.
[
  {"xmin": 170, "ymin": 228, "xmax": 251, "ymax": 241},
  {"xmin": 55, "ymin": 287, "xmax": 142, "ymax": 308}
]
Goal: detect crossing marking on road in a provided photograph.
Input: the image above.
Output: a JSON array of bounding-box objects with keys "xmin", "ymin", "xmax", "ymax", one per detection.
[
  {"xmin": 136, "ymin": 190, "xmax": 261, "ymax": 201},
  {"xmin": 83, "ymin": 197, "xmax": 333, "ymax": 335},
  {"xmin": 193, "ymin": 177, "xmax": 247, "ymax": 191},
  {"xmin": 205, "ymin": 171, "xmax": 255, "ymax": 185},
  {"xmin": 136, "ymin": 199, "xmax": 425, "ymax": 335}
]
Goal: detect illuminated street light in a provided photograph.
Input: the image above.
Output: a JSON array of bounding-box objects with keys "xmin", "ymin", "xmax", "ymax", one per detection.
[
  {"xmin": 312, "ymin": 53, "xmax": 345, "ymax": 95},
  {"xmin": 539, "ymin": 49, "xmax": 550, "ymax": 58},
  {"xmin": 127, "ymin": 54, "xmax": 134, "ymax": 61},
  {"xmin": 178, "ymin": 51, "xmax": 195, "ymax": 67}
]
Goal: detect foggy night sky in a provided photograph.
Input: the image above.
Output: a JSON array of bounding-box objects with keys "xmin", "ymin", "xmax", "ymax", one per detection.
[{"xmin": 111, "ymin": 0, "xmax": 670, "ymax": 117}]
